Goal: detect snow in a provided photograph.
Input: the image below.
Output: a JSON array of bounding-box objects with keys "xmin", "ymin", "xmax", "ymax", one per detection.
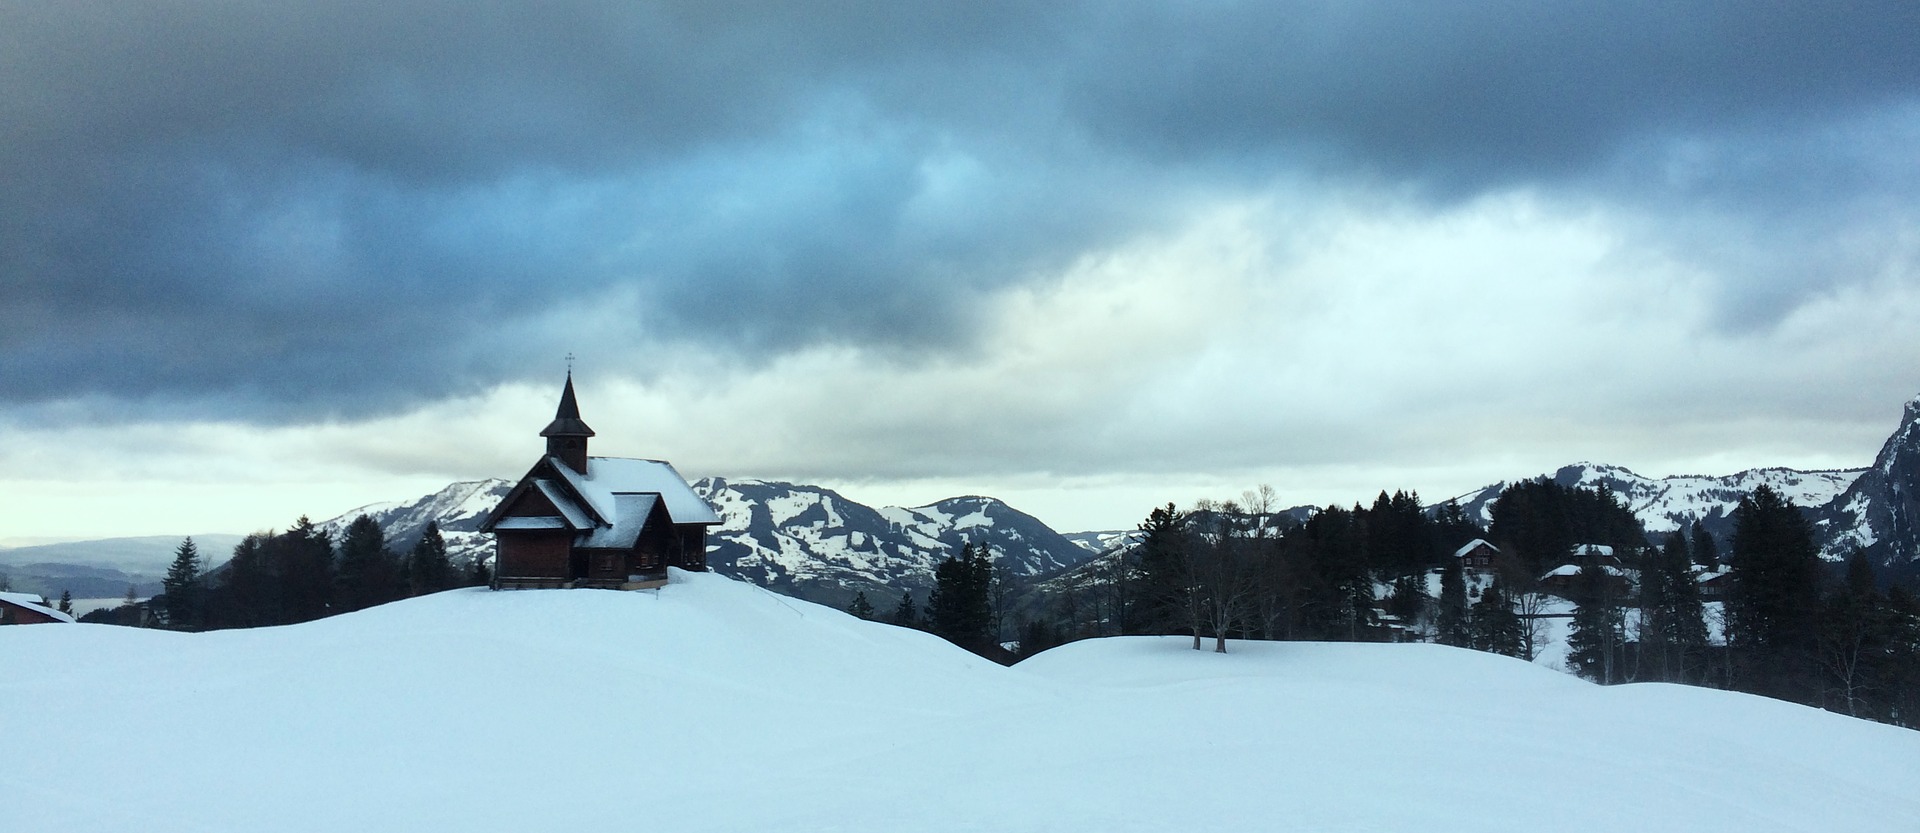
[
  {"xmin": 4, "ymin": 571, "xmax": 1914, "ymax": 832},
  {"xmin": 1446, "ymin": 464, "xmax": 1864, "ymax": 534},
  {"xmin": 1452, "ymin": 537, "xmax": 1495, "ymax": 558},
  {"xmin": 552, "ymin": 456, "xmax": 721, "ymax": 526}
]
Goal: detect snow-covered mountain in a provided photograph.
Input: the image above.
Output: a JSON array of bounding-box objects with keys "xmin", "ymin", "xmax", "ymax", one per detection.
[
  {"xmin": 317, "ymin": 476, "xmax": 1099, "ymax": 607},
  {"xmin": 693, "ymin": 478, "xmax": 1095, "ymax": 605},
  {"xmin": 320, "ymin": 479, "xmax": 513, "ymax": 567},
  {"xmin": 1445, "ymin": 463, "xmax": 1864, "ymax": 543},
  {"xmin": 1816, "ymin": 394, "xmax": 1920, "ymax": 568},
  {"xmin": 1438, "ymin": 392, "xmax": 1920, "ymax": 576}
]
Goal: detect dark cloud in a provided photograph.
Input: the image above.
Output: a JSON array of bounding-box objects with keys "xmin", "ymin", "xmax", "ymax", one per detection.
[{"xmin": 3, "ymin": 1, "xmax": 1917, "ymax": 419}]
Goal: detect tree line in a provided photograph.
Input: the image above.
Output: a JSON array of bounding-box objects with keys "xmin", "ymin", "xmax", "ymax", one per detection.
[
  {"xmin": 154, "ymin": 516, "xmax": 488, "ymax": 631},
  {"xmin": 971, "ymin": 480, "xmax": 1920, "ymax": 730}
]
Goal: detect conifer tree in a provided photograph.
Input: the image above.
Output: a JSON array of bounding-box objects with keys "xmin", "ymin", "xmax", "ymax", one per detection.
[
  {"xmin": 468, "ymin": 554, "xmax": 492, "ymax": 588},
  {"xmin": 1134, "ymin": 504, "xmax": 1191, "ymax": 635},
  {"xmin": 1727, "ymin": 485, "xmax": 1823, "ymax": 701},
  {"xmin": 1691, "ymin": 524, "xmax": 1720, "ymax": 570},
  {"xmin": 1469, "ymin": 579, "xmax": 1523, "ymax": 657},
  {"xmin": 888, "ymin": 591, "xmax": 920, "ymax": 629},
  {"xmin": 162, "ymin": 536, "xmax": 203, "ymax": 629},
  {"xmin": 217, "ymin": 533, "xmax": 271, "ymax": 628},
  {"xmin": 407, "ymin": 521, "xmax": 453, "ymax": 596},
  {"xmin": 927, "ymin": 542, "xmax": 996, "ymax": 652},
  {"xmin": 846, "ymin": 590, "xmax": 876, "ymax": 620},
  {"xmin": 276, "ymin": 516, "xmax": 336, "ymax": 623},
  {"xmin": 1641, "ymin": 532, "xmax": 1709, "ymax": 682},
  {"xmin": 1567, "ymin": 563, "xmax": 1625, "ymax": 684},
  {"xmin": 336, "ymin": 514, "xmax": 399, "ymax": 612},
  {"xmin": 58, "ymin": 589, "xmax": 73, "ymax": 615},
  {"xmin": 1435, "ymin": 557, "xmax": 1471, "ymax": 647}
]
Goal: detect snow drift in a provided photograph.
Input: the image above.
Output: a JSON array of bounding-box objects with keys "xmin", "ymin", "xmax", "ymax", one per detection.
[{"xmin": 4, "ymin": 570, "xmax": 1916, "ymax": 832}]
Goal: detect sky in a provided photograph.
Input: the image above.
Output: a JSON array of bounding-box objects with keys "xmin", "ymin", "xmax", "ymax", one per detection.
[{"xmin": 5, "ymin": 2, "xmax": 1920, "ymax": 543}]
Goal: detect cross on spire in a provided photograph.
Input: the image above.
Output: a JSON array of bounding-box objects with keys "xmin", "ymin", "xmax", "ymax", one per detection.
[{"xmin": 565, "ymin": 352, "xmax": 575, "ymax": 374}]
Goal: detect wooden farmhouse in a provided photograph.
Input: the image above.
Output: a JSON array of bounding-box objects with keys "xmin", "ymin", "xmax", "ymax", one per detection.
[
  {"xmin": 1452, "ymin": 539, "xmax": 1500, "ymax": 572},
  {"xmin": 478, "ymin": 374, "xmax": 721, "ymax": 590},
  {"xmin": 0, "ymin": 592, "xmax": 75, "ymax": 625}
]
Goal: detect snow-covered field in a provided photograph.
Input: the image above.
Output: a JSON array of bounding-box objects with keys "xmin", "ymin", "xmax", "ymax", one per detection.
[{"xmin": 5, "ymin": 571, "xmax": 1916, "ymax": 832}]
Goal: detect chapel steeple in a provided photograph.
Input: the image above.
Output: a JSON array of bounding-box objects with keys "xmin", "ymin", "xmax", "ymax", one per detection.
[{"xmin": 540, "ymin": 372, "xmax": 595, "ymax": 474}]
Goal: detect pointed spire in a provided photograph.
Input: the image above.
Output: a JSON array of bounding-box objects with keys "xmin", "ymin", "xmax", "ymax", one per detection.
[
  {"xmin": 541, "ymin": 371, "xmax": 594, "ymax": 473},
  {"xmin": 555, "ymin": 371, "xmax": 583, "ymax": 420}
]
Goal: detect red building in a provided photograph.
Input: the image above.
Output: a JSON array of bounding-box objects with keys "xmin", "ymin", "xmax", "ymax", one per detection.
[
  {"xmin": 479, "ymin": 374, "xmax": 721, "ymax": 590},
  {"xmin": 0, "ymin": 592, "xmax": 75, "ymax": 625}
]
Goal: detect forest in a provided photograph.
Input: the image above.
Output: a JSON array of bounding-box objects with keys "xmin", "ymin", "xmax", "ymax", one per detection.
[{"xmin": 877, "ymin": 481, "xmax": 1920, "ymax": 730}]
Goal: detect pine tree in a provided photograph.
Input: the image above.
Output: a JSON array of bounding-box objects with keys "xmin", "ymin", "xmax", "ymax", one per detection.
[
  {"xmin": 1134, "ymin": 503, "xmax": 1191, "ymax": 635},
  {"xmin": 1469, "ymin": 579, "xmax": 1523, "ymax": 657},
  {"xmin": 275, "ymin": 516, "xmax": 336, "ymax": 623},
  {"xmin": 1435, "ymin": 557, "xmax": 1471, "ymax": 647},
  {"xmin": 1727, "ymin": 485, "xmax": 1823, "ymax": 702},
  {"xmin": 1385, "ymin": 574, "xmax": 1426, "ymax": 623},
  {"xmin": 1641, "ymin": 532, "xmax": 1709, "ymax": 682},
  {"xmin": 161, "ymin": 536, "xmax": 203, "ymax": 630},
  {"xmin": 846, "ymin": 590, "xmax": 876, "ymax": 620},
  {"xmin": 888, "ymin": 591, "xmax": 920, "ymax": 629},
  {"xmin": 407, "ymin": 521, "xmax": 453, "ymax": 596},
  {"xmin": 1567, "ymin": 563, "xmax": 1626, "ymax": 684},
  {"xmin": 1691, "ymin": 524, "xmax": 1720, "ymax": 570},
  {"xmin": 336, "ymin": 514, "xmax": 398, "ymax": 612},
  {"xmin": 927, "ymin": 542, "xmax": 996, "ymax": 652},
  {"xmin": 58, "ymin": 589, "xmax": 73, "ymax": 615},
  {"xmin": 217, "ymin": 533, "xmax": 272, "ymax": 628}
]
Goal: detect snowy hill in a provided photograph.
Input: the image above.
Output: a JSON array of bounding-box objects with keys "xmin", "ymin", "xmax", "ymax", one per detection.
[
  {"xmin": 1445, "ymin": 462, "xmax": 1863, "ymax": 541},
  {"xmin": 4, "ymin": 570, "xmax": 1916, "ymax": 832}
]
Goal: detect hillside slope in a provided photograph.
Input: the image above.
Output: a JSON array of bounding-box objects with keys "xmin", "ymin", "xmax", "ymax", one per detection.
[{"xmin": 3, "ymin": 572, "xmax": 1915, "ymax": 832}]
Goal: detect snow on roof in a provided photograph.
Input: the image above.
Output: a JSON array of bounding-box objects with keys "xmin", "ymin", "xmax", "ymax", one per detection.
[
  {"xmin": 0, "ymin": 591, "xmax": 76, "ymax": 623},
  {"xmin": 1541, "ymin": 564, "xmax": 1631, "ymax": 580},
  {"xmin": 579, "ymin": 494, "xmax": 659, "ymax": 549},
  {"xmin": 533, "ymin": 479, "xmax": 595, "ymax": 529},
  {"xmin": 1572, "ymin": 544, "xmax": 1615, "ymax": 556},
  {"xmin": 552, "ymin": 457, "xmax": 721, "ymax": 526},
  {"xmin": 1453, "ymin": 539, "xmax": 1496, "ymax": 558},
  {"xmin": 494, "ymin": 516, "xmax": 570, "ymax": 531}
]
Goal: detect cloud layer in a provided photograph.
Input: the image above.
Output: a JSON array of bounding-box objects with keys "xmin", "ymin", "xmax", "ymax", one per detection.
[
  {"xmin": 4, "ymin": 2, "xmax": 1920, "ymax": 534},
  {"xmin": 6, "ymin": 2, "xmax": 1918, "ymax": 411}
]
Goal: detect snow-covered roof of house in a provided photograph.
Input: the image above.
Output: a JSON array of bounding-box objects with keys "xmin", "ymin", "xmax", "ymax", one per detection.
[
  {"xmin": 1540, "ymin": 564, "xmax": 1631, "ymax": 580},
  {"xmin": 1453, "ymin": 539, "xmax": 1497, "ymax": 558},
  {"xmin": 578, "ymin": 494, "xmax": 661, "ymax": 549},
  {"xmin": 534, "ymin": 479, "xmax": 595, "ymax": 529},
  {"xmin": 494, "ymin": 516, "xmax": 571, "ymax": 530},
  {"xmin": 0, "ymin": 591, "xmax": 76, "ymax": 623},
  {"xmin": 552, "ymin": 457, "xmax": 721, "ymax": 526}
]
